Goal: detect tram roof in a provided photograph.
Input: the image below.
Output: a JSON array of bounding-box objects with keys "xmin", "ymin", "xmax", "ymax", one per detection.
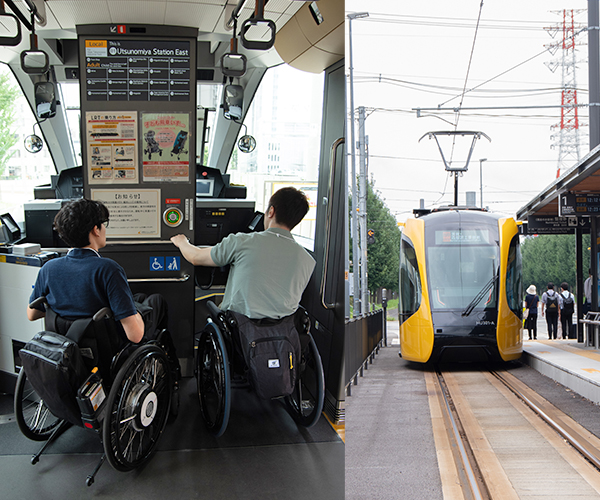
[{"xmin": 516, "ymin": 143, "xmax": 600, "ymax": 221}]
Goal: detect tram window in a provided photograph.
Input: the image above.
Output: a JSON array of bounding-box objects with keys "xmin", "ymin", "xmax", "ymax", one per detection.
[
  {"xmin": 427, "ymin": 244, "xmax": 498, "ymax": 311},
  {"xmin": 58, "ymin": 82, "xmax": 82, "ymax": 162},
  {"xmin": 505, "ymin": 235, "xmax": 522, "ymax": 316},
  {"xmin": 399, "ymin": 235, "xmax": 422, "ymax": 322},
  {"xmin": 197, "ymin": 84, "xmax": 222, "ymax": 165},
  {"xmin": 0, "ymin": 64, "xmax": 54, "ymax": 223},
  {"xmin": 227, "ymin": 64, "xmax": 324, "ymax": 250}
]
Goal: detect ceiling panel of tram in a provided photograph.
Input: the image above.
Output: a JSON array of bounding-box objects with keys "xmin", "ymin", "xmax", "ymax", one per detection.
[{"xmin": 39, "ymin": 0, "xmax": 303, "ymax": 36}]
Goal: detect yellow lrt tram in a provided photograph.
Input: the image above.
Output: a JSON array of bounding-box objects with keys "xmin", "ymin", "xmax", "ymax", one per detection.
[{"xmin": 399, "ymin": 208, "xmax": 523, "ymax": 363}]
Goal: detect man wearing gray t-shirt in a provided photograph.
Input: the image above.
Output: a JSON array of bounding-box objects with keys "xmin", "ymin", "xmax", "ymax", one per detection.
[{"xmin": 171, "ymin": 187, "xmax": 315, "ymax": 319}]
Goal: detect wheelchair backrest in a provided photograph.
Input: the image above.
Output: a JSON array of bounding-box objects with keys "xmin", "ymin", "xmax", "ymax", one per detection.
[{"xmin": 42, "ymin": 303, "xmax": 126, "ymax": 384}]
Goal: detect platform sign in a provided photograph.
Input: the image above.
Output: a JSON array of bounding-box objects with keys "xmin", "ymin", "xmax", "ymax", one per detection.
[
  {"xmin": 526, "ymin": 215, "xmax": 590, "ymax": 235},
  {"xmin": 560, "ymin": 193, "xmax": 600, "ymax": 216}
]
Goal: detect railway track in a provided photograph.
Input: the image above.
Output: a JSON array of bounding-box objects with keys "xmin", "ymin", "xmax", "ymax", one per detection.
[{"xmin": 426, "ymin": 366, "xmax": 600, "ymax": 499}]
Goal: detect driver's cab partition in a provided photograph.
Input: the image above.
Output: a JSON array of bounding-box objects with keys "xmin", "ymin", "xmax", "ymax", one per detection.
[
  {"xmin": 76, "ymin": 25, "xmax": 260, "ymax": 376},
  {"xmin": 78, "ymin": 25, "xmax": 199, "ymax": 375}
]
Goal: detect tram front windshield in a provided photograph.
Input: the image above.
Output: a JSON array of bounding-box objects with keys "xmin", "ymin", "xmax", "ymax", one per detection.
[{"xmin": 427, "ymin": 227, "xmax": 499, "ymax": 311}]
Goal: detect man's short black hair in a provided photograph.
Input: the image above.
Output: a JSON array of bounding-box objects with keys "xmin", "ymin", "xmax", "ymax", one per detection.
[
  {"xmin": 54, "ymin": 198, "xmax": 109, "ymax": 248},
  {"xmin": 268, "ymin": 187, "xmax": 310, "ymax": 230},
  {"xmin": 561, "ymin": 282, "xmax": 569, "ymax": 291},
  {"xmin": 547, "ymin": 282, "xmax": 554, "ymax": 290}
]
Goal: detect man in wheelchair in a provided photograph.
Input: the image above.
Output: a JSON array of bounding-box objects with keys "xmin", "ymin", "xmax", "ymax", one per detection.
[
  {"xmin": 170, "ymin": 186, "xmax": 315, "ymax": 319},
  {"xmin": 19, "ymin": 198, "xmax": 180, "ymax": 484},
  {"xmin": 27, "ymin": 198, "xmax": 180, "ymax": 376},
  {"xmin": 171, "ymin": 187, "xmax": 324, "ymax": 434}
]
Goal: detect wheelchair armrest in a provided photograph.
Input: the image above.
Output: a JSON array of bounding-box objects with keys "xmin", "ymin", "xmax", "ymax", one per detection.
[
  {"xmin": 206, "ymin": 300, "xmax": 222, "ymax": 319},
  {"xmin": 93, "ymin": 307, "xmax": 113, "ymax": 322},
  {"xmin": 29, "ymin": 296, "xmax": 47, "ymax": 310}
]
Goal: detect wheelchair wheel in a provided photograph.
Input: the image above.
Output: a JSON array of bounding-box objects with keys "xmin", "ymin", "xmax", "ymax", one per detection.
[
  {"xmin": 196, "ymin": 321, "xmax": 231, "ymax": 437},
  {"xmin": 285, "ymin": 332, "xmax": 325, "ymax": 428},
  {"xmin": 102, "ymin": 345, "xmax": 171, "ymax": 471},
  {"xmin": 14, "ymin": 369, "xmax": 62, "ymax": 441}
]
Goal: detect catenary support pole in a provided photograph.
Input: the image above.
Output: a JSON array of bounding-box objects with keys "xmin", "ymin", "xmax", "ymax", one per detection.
[{"xmin": 576, "ymin": 223, "xmax": 584, "ymax": 341}]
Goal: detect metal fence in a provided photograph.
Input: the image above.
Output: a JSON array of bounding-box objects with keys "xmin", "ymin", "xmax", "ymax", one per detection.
[{"xmin": 345, "ymin": 309, "xmax": 384, "ymax": 396}]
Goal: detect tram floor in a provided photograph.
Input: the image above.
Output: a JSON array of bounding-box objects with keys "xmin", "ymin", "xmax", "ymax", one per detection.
[
  {"xmin": 0, "ymin": 376, "xmax": 344, "ymax": 499},
  {"xmin": 346, "ymin": 321, "xmax": 600, "ymax": 500}
]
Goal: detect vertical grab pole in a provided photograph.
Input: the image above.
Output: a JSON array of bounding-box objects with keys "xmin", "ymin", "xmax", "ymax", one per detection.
[{"xmin": 320, "ymin": 138, "xmax": 344, "ymax": 310}]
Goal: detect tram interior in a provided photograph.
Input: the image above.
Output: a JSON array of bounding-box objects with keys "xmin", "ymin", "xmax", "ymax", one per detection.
[{"xmin": 0, "ymin": 0, "xmax": 345, "ymax": 497}]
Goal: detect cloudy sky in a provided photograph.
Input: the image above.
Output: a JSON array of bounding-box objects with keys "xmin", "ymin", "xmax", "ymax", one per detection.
[{"xmin": 345, "ymin": 0, "xmax": 590, "ymax": 222}]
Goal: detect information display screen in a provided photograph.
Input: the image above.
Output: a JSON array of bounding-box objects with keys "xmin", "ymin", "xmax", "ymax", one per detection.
[
  {"xmin": 84, "ymin": 39, "xmax": 191, "ymax": 101},
  {"xmin": 435, "ymin": 229, "xmax": 490, "ymax": 245}
]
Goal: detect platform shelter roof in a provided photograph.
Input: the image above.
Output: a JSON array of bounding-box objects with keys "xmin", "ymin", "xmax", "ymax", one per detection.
[{"xmin": 517, "ymin": 144, "xmax": 600, "ymax": 220}]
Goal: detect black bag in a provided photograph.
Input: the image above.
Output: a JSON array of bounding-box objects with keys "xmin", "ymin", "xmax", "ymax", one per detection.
[
  {"xmin": 19, "ymin": 330, "xmax": 89, "ymax": 425},
  {"xmin": 546, "ymin": 292, "xmax": 559, "ymax": 311},
  {"xmin": 230, "ymin": 311, "xmax": 300, "ymax": 400},
  {"xmin": 563, "ymin": 293, "xmax": 575, "ymax": 314}
]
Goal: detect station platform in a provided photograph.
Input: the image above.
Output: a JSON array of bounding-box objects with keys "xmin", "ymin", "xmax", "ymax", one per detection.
[{"xmin": 522, "ymin": 315, "xmax": 600, "ymax": 406}]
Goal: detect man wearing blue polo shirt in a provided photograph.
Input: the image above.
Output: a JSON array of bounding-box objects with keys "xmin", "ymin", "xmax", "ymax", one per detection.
[
  {"xmin": 171, "ymin": 187, "xmax": 315, "ymax": 319},
  {"xmin": 27, "ymin": 199, "xmax": 176, "ymax": 367}
]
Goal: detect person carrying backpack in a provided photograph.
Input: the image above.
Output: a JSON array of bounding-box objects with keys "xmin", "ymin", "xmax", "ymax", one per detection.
[
  {"xmin": 541, "ymin": 282, "xmax": 562, "ymax": 340},
  {"xmin": 560, "ymin": 282, "xmax": 575, "ymax": 340}
]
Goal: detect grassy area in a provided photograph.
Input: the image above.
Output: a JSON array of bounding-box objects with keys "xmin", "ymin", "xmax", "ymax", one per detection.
[{"xmin": 372, "ymin": 298, "xmax": 398, "ymax": 311}]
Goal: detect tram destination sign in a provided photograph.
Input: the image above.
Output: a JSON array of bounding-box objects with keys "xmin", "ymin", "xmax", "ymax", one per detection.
[
  {"xmin": 527, "ymin": 215, "xmax": 590, "ymax": 235},
  {"xmin": 560, "ymin": 193, "xmax": 600, "ymax": 216},
  {"xmin": 84, "ymin": 39, "xmax": 191, "ymax": 102}
]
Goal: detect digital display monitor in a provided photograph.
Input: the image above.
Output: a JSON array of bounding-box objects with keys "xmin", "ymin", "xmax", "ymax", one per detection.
[
  {"xmin": 196, "ymin": 178, "xmax": 215, "ymax": 197},
  {"xmin": 435, "ymin": 229, "xmax": 490, "ymax": 245}
]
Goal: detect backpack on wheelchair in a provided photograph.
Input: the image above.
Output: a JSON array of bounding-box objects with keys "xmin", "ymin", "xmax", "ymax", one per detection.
[
  {"xmin": 195, "ymin": 300, "xmax": 325, "ymax": 437},
  {"xmin": 14, "ymin": 297, "xmax": 175, "ymax": 486}
]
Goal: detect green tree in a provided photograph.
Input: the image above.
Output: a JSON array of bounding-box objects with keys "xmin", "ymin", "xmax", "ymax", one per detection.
[
  {"xmin": 365, "ymin": 182, "xmax": 401, "ymax": 293},
  {"xmin": 521, "ymin": 233, "xmax": 590, "ymax": 298},
  {"xmin": 0, "ymin": 71, "xmax": 18, "ymax": 176},
  {"xmin": 349, "ymin": 182, "xmax": 402, "ymax": 295}
]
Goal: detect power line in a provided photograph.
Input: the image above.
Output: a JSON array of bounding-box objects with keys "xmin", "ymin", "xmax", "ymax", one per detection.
[{"xmin": 368, "ymin": 154, "xmax": 557, "ymax": 163}]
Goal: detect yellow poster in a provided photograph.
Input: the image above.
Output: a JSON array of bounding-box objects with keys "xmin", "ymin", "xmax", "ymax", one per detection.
[{"xmin": 86, "ymin": 111, "xmax": 138, "ymax": 184}]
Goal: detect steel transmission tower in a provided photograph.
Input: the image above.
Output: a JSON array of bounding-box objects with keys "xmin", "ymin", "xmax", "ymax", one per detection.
[{"xmin": 545, "ymin": 9, "xmax": 586, "ymax": 178}]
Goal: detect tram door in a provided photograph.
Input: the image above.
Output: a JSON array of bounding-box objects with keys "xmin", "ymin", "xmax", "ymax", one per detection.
[
  {"xmin": 303, "ymin": 59, "xmax": 345, "ymax": 422},
  {"xmin": 78, "ymin": 25, "xmax": 197, "ymax": 372}
]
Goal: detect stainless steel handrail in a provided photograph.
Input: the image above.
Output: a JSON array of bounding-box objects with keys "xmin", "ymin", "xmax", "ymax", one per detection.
[
  {"xmin": 320, "ymin": 137, "xmax": 344, "ymax": 310},
  {"xmin": 128, "ymin": 274, "xmax": 190, "ymax": 283}
]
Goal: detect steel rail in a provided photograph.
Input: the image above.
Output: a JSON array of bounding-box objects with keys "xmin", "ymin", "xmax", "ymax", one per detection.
[
  {"xmin": 491, "ymin": 370, "xmax": 600, "ymax": 471},
  {"xmin": 436, "ymin": 371, "xmax": 487, "ymax": 500}
]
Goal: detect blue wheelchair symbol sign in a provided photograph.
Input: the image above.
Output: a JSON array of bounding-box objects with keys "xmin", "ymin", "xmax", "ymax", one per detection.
[
  {"xmin": 150, "ymin": 257, "xmax": 164, "ymax": 271},
  {"xmin": 167, "ymin": 256, "xmax": 180, "ymax": 271}
]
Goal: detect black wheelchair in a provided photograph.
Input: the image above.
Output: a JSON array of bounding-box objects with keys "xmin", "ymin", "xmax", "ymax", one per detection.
[
  {"xmin": 14, "ymin": 297, "xmax": 175, "ymax": 486},
  {"xmin": 195, "ymin": 300, "xmax": 325, "ymax": 437}
]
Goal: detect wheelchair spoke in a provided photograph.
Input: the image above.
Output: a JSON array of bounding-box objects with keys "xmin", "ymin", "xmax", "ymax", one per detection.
[
  {"xmin": 15, "ymin": 370, "xmax": 62, "ymax": 440},
  {"xmin": 197, "ymin": 327, "xmax": 231, "ymax": 436},
  {"xmin": 103, "ymin": 346, "xmax": 171, "ymax": 471}
]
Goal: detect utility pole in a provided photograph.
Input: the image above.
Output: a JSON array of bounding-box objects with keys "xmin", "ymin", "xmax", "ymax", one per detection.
[
  {"xmin": 590, "ymin": 0, "xmax": 600, "ymax": 149},
  {"xmin": 347, "ymin": 12, "xmax": 368, "ymax": 317},
  {"xmin": 358, "ymin": 106, "xmax": 369, "ymax": 313}
]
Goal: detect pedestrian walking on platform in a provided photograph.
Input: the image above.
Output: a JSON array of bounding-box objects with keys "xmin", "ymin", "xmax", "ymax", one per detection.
[
  {"xmin": 524, "ymin": 284, "xmax": 539, "ymax": 340},
  {"xmin": 541, "ymin": 282, "xmax": 562, "ymax": 340},
  {"xmin": 560, "ymin": 282, "xmax": 575, "ymax": 340}
]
